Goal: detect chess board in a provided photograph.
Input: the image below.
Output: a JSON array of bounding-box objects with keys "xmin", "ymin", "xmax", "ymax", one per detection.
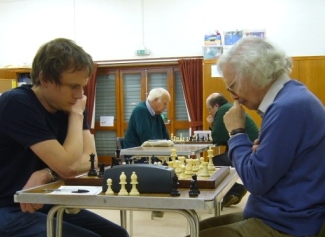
[
  {"xmin": 177, "ymin": 166, "xmax": 229, "ymax": 189},
  {"xmin": 64, "ymin": 166, "xmax": 230, "ymax": 190}
]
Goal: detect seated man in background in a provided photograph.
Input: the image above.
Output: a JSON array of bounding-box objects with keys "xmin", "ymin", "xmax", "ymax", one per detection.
[
  {"xmin": 123, "ymin": 87, "xmax": 170, "ymax": 162},
  {"xmin": 206, "ymin": 93, "xmax": 259, "ymax": 207},
  {"xmin": 0, "ymin": 38, "xmax": 129, "ymax": 237},
  {"xmin": 199, "ymin": 36, "xmax": 325, "ymax": 237}
]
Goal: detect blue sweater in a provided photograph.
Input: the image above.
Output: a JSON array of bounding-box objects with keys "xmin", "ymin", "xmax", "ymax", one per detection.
[
  {"xmin": 123, "ymin": 101, "xmax": 169, "ymax": 148},
  {"xmin": 228, "ymin": 80, "xmax": 325, "ymax": 236}
]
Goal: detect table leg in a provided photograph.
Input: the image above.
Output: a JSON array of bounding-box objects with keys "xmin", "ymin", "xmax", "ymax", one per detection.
[
  {"xmin": 55, "ymin": 208, "xmax": 65, "ymax": 237},
  {"xmin": 171, "ymin": 209, "xmax": 199, "ymax": 237},
  {"xmin": 120, "ymin": 210, "xmax": 127, "ymax": 228},
  {"xmin": 47, "ymin": 205, "xmax": 64, "ymax": 237}
]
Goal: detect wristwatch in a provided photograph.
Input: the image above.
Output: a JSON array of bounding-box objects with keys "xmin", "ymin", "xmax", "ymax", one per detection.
[
  {"xmin": 229, "ymin": 128, "xmax": 245, "ymax": 138},
  {"xmin": 46, "ymin": 168, "xmax": 58, "ymax": 182}
]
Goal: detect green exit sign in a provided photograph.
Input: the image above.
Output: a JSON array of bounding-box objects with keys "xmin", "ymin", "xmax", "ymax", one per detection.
[
  {"xmin": 136, "ymin": 49, "xmax": 150, "ymax": 56},
  {"xmin": 137, "ymin": 49, "xmax": 146, "ymax": 55}
]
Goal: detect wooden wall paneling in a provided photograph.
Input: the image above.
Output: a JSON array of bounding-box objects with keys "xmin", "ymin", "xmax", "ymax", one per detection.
[
  {"xmin": 290, "ymin": 58, "xmax": 300, "ymax": 80},
  {"xmin": 297, "ymin": 57, "xmax": 325, "ymax": 106}
]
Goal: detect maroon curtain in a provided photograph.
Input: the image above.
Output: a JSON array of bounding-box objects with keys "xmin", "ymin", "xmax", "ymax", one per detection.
[
  {"xmin": 84, "ymin": 63, "xmax": 98, "ymax": 133},
  {"xmin": 178, "ymin": 58, "xmax": 203, "ymax": 132}
]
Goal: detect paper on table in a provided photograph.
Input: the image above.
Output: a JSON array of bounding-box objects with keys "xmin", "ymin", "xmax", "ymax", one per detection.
[
  {"xmin": 44, "ymin": 186, "xmax": 102, "ymax": 195},
  {"xmin": 142, "ymin": 140, "xmax": 174, "ymax": 147}
]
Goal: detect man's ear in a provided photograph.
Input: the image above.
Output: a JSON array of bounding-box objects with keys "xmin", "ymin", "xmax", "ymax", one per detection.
[{"xmin": 39, "ymin": 71, "xmax": 47, "ymax": 86}]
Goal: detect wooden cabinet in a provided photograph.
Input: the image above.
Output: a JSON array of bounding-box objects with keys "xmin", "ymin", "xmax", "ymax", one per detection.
[
  {"xmin": 0, "ymin": 68, "xmax": 31, "ymax": 81},
  {"xmin": 0, "ymin": 68, "xmax": 31, "ymax": 93}
]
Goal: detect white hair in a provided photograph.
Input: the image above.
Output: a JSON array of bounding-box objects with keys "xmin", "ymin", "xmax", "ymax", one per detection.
[{"xmin": 147, "ymin": 88, "xmax": 170, "ymax": 102}]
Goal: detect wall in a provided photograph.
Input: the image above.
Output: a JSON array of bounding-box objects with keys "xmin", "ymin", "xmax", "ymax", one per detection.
[{"xmin": 0, "ymin": 0, "xmax": 324, "ymax": 66}]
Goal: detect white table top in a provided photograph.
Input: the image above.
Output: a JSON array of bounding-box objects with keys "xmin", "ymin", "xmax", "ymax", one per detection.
[{"xmin": 120, "ymin": 144, "xmax": 213, "ymax": 156}]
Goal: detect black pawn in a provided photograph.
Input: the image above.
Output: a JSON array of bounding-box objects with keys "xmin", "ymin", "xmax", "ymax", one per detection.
[
  {"xmin": 189, "ymin": 174, "xmax": 200, "ymax": 197},
  {"xmin": 170, "ymin": 174, "xmax": 180, "ymax": 196},
  {"xmin": 98, "ymin": 163, "xmax": 105, "ymax": 178},
  {"xmin": 192, "ymin": 174, "xmax": 200, "ymax": 194},
  {"xmin": 88, "ymin": 153, "xmax": 97, "ymax": 176}
]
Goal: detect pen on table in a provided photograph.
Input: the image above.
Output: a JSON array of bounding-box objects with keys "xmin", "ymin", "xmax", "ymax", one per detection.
[
  {"xmin": 43, "ymin": 189, "xmax": 89, "ymax": 193},
  {"xmin": 71, "ymin": 189, "xmax": 89, "ymax": 193}
]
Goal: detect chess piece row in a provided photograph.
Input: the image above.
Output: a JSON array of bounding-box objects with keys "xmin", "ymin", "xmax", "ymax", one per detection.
[
  {"xmin": 167, "ymin": 147, "xmax": 216, "ymax": 179},
  {"xmin": 170, "ymin": 133, "xmax": 211, "ymax": 142},
  {"xmin": 170, "ymin": 173, "xmax": 200, "ymax": 197},
  {"xmin": 105, "ymin": 171, "xmax": 140, "ymax": 196}
]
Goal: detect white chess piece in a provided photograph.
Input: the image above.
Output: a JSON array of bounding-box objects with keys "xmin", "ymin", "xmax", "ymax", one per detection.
[
  {"xmin": 179, "ymin": 164, "xmax": 187, "ymax": 179},
  {"xmin": 118, "ymin": 172, "xmax": 128, "ymax": 196},
  {"xmin": 207, "ymin": 147, "xmax": 216, "ymax": 171},
  {"xmin": 129, "ymin": 172, "xmax": 140, "ymax": 196},
  {"xmin": 185, "ymin": 159, "xmax": 193, "ymax": 175},
  {"xmin": 170, "ymin": 148, "xmax": 177, "ymax": 168},
  {"xmin": 178, "ymin": 156, "xmax": 186, "ymax": 166},
  {"xmin": 192, "ymin": 158, "xmax": 199, "ymax": 172},
  {"xmin": 200, "ymin": 161, "xmax": 210, "ymax": 177},
  {"xmin": 175, "ymin": 160, "xmax": 181, "ymax": 174},
  {"xmin": 199, "ymin": 157, "xmax": 204, "ymax": 169},
  {"xmin": 105, "ymin": 178, "xmax": 114, "ymax": 195}
]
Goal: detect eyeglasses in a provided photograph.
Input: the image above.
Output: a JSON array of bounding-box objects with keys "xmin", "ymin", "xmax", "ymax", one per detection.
[{"xmin": 226, "ymin": 76, "xmax": 239, "ymax": 96}]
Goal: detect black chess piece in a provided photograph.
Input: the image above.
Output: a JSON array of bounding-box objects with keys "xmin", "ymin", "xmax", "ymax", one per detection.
[
  {"xmin": 207, "ymin": 134, "xmax": 211, "ymax": 142},
  {"xmin": 88, "ymin": 153, "xmax": 97, "ymax": 176},
  {"xmin": 98, "ymin": 163, "xmax": 105, "ymax": 178},
  {"xmin": 170, "ymin": 174, "xmax": 180, "ymax": 196},
  {"xmin": 115, "ymin": 147, "xmax": 120, "ymax": 157},
  {"xmin": 110, "ymin": 157, "xmax": 120, "ymax": 168},
  {"xmin": 192, "ymin": 174, "xmax": 200, "ymax": 194},
  {"xmin": 151, "ymin": 155, "xmax": 155, "ymax": 164},
  {"xmin": 189, "ymin": 174, "xmax": 200, "ymax": 197}
]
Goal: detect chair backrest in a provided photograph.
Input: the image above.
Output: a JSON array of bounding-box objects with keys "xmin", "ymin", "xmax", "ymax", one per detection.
[{"xmin": 116, "ymin": 137, "xmax": 125, "ymax": 162}]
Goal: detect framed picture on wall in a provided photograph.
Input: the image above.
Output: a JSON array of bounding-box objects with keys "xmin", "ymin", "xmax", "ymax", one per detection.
[
  {"xmin": 245, "ymin": 29, "xmax": 266, "ymax": 39},
  {"xmin": 223, "ymin": 30, "xmax": 244, "ymax": 45}
]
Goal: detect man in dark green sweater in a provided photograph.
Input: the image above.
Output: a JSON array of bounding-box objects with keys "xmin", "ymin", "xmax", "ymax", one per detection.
[
  {"xmin": 124, "ymin": 88, "xmax": 170, "ymax": 150},
  {"xmin": 206, "ymin": 93, "xmax": 259, "ymax": 207}
]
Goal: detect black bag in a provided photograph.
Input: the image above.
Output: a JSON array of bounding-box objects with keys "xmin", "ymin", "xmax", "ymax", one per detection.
[{"xmin": 212, "ymin": 152, "xmax": 233, "ymax": 166}]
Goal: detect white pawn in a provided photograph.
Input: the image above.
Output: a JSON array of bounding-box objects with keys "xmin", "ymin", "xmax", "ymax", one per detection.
[
  {"xmin": 105, "ymin": 178, "xmax": 114, "ymax": 195},
  {"xmin": 199, "ymin": 157, "xmax": 204, "ymax": 169},
  {"xmin": 118, "ymin": 172, "xmax": 128, "ymax": 196},
  {"xmin": 179, "ymin": 164, "xmax": 187, "ymax": 180},
  {"xmin": 129, "ymin": 172, "xmax": 140, "ymax": 196},
  {"xmin": 201, "ymin": 161, "xmax": 210, "ymax": 177},
  {"xmin": 207, "ymin": 147, "xmax": 216, "ymax": 171},
  {"xmin": 185, "ymin": 159, "xmax": 193, "ymax": 175}
]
